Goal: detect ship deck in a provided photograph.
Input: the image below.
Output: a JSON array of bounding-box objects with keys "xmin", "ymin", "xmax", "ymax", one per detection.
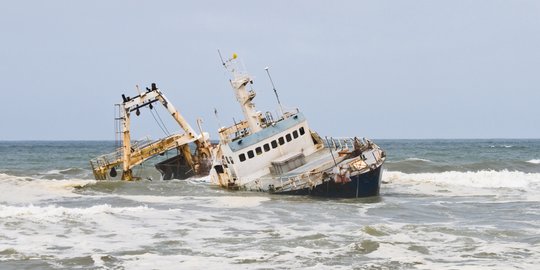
[{"xmin": 247, "ymin": 147, "xmax": 349, "ymax": 190}]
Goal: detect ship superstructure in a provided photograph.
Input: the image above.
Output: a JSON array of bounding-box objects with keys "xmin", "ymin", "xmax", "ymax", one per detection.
[{"xmin": 209, "ymin": 55, "xmax": 385, "ymax": 197}]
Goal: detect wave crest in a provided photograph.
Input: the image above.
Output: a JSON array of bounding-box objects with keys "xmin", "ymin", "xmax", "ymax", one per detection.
[
  {"xmin": 384, "ymin": 170, "xmax": 540, "ymax": 190},
  {"xmin": 527, "ymin": 159, "xmax": 540, "ymax": 164},
  {"xmin": 0, "ymin": 204, "xmax": 150, "ymax": 221},
  {"xmin": 0, "ymin": 173, "xmax": 97, "ymax": 203},
  {"xmin": 404, "ymin": 158, "xmax": 432, "ymax": 162}
]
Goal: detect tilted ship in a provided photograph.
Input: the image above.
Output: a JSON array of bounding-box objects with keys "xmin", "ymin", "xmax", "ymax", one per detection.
[
  {"xmin": 209, "ymin": 55, "xmax": 385, "ymax": 198},
  {"xmin": 90, "ymin": 54, "xmax": 385, "ymax": 198}
]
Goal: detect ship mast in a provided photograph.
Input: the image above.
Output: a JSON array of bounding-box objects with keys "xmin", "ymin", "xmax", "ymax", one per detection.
[{"xmin": 221, "ymin": 53, "xmax": 262, "ymax": 134}]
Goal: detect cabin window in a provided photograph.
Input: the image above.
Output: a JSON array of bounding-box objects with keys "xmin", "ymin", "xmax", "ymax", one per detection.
[
  {"xmin": 239, "ymin": 153, "xmax": 246, "ymax": 162},
  {"xmin": 248, "ymin": 150, "xmax": 254, "ymax": 159},
  {"xmin": 214, "ymin": 165, "xmax": 224, "ymax": 174},
  {"xmin": 256, "ymin": 147, "xmax": 262, "ymax": 155},
  {"xmin": 293, "ymin": 130, "xmax": 299, "ymax": 139},
  {"xmin": 271, "ymin": 140, "xmax": 278, "ymax": 149},
  {"xmin": 278, "ymin": 137, "xmax": 285, "ymax": 145},
  {"xmin": 286, "ymin": 134, "xmax": 292, "ymax": 142},
  {"xmin": 229, "ymin": 156, "xmax": 234, "ymax": 164},
  {"xmin": 264, "ymin": 143, "xmax": 270, "ymax": 152},
  {"xmin": 299, "ymin": 127, "xmax": 305, "ymax": 135}
]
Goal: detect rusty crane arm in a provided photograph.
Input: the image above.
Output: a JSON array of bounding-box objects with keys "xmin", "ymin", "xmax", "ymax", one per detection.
[{"xmin": 90, "ymin": 84, "xmax": 212, "ymax": 181}]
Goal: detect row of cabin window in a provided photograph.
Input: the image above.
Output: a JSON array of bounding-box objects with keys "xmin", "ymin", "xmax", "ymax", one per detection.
[{"xmin": 238, "ymin": 127, "xmax": 306, "ymax": 162}]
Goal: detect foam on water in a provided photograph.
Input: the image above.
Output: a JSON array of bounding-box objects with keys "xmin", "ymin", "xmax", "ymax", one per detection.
[
  {"xmin": 0, "ymin": 203, "xmax": 162, "ymax": 264},
  {"xmin": 185, "ymin": 175, "xmax": 211, "ymax": 183},
  {"xmin": 355, "ymin": 219, "xmax": 540, "ymax": 270},
  {"xmin": 1, "ymin": 140, "xmax": 540, "ymax": 269},
  {"xmin": 0, "ymin": 204, "xmax": 149, "ymax": 221},
  {"xmin": 384, "ymin": 170, "xmax": 540, "ymax": 194},
  {"xmin": 404, "ymin": 157, "xmax": 432, "ymax": 162},
  {"xmin": 527, "ymin": 159, "xmax": 540, "ymax": 164},
  {"xmin": 117, "ymin": 194, "xmax": 270, "ymax": 208},
  {"xmin": 489, "ymin": 144, "xmax": 514, "ymax": 148},
  {"xmin": 0, "ymin": 173, "xmax": 96, "ymax": 203}
]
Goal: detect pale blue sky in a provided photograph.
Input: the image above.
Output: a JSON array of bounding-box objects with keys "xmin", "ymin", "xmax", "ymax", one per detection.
[{"xmin": 1, "ymin": 0, "xmax": 539, "ymax": 140}]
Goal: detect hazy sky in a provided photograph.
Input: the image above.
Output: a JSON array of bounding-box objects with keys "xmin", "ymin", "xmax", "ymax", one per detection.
[{"xmin": 1, "ymin": 0, "xmax": 539, "ymax": 140}]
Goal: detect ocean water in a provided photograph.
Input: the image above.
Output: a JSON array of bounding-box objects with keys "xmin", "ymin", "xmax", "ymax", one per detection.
[{"xmin": 0, "ymin": 139, "xmax": 539, "ymax": 269}]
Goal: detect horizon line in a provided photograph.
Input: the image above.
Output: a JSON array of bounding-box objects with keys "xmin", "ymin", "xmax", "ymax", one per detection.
[{"xmin": 1, "ymin": 137, "xmax": 539, "ymax": 142}]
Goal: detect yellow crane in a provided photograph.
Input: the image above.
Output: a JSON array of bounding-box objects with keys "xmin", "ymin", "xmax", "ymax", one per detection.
[{"xmin": 90, "ymin": 84, "xmax": 212, "ymax": 181}]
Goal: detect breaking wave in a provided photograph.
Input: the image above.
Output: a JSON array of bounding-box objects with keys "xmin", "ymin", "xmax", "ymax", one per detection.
[
  {"xmin": 404, "ymin": 157, "xmax": 432, "ymax": 162},
  {"xmin": 489, "ymin": 145, "xmax": 514, "ymax": 148},
  {"xmin": 384, "ymin": 170, "xmax": 540, "ymax": 189},
  {"xmin": 0, "ymin": 204, "xmax": 150, "ymax": 221},
  {"xmin": 39, "ymin": 167, "xmax": 94, "ymax": 180},
  {"xmin": 383, "ymin": 170, "xmax": 540, "ymax": 199},
  {"xmin": 527, "ymin": 159, "xmax": 540, "ymax": 164},
  {"xmin": 386, "ymin": 159, "xmax": 540, "ymax": 174},
  {"xmin": 0, "ymin": 173, "xmax": 96, "ymax": 204}
]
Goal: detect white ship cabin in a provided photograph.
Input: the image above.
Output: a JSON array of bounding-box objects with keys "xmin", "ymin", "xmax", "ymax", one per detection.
[
  {"xmin": 216, "ymin": 111, "xmax": 323, "ymax": 185},
  {"xmin": 211, "ymin": 54, "xmax": 326, "ymax": 187}
]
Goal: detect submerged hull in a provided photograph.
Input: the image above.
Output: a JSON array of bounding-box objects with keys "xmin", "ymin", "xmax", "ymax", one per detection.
[
  {"xmin": 155, "ymin": 154, "xmax": 211, "ymax": 180},
  {"xmin": 274, "ymin": 165, "xmax": 382, "ymax": 198}
]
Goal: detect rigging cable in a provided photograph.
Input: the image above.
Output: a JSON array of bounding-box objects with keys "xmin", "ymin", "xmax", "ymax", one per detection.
[
  {"xmin": 148, "ymin": 107, "xmax": 170, "ymax": 136},
  {"xmin": 154, "ymin": 107, "xmax": 171, "ymax": 135}
]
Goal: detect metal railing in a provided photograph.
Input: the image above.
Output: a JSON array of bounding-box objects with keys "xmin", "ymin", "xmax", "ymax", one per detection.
[
  {"xmin": 89, "ymin": 137, "xmax": 153, "ymax": 169},
  {"xmin": 323, "ymin": 137, "xmax": 367, "ymax": 151}
]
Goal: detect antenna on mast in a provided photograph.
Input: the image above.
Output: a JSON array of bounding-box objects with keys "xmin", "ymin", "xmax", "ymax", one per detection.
[
  {"xmin": 213, "ymin": 107, "xmax": 222, "ymax": 129},
  {"xmin": 217, "ymin": 49, "xmax": 226, "ymax": 67},
  {"xmin": 265, "ymin": 66, "xmax": 284, "ymax": 117}
]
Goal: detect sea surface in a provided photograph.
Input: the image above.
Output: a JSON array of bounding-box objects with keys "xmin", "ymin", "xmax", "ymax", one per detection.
[{"xmin": 0, "ymin": 139, "xmax": 539, "ymax": 269}]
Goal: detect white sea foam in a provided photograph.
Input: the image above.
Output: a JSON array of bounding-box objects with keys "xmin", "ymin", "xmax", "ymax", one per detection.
[
  {"xmin": 186, "ymin": 175, "xmax": 211, "ymax": 183},
  {"xmin": 489, "ymin": 145, "xmax": 513, "ymax": 148},
  {"xmin": 405, "ymin": 157, "xmax": 432, "ymax": 162},
  {"xmin": 384, "ymin": 170, "xmax": 540, "ymax": 189},
  {"xmin": 117, "ymin": 194, "xmax": 270, "ymax": 208},
  {"xmin": 527, "ymin": 159, "xmax": 540, "ymax": 164},
  {"xmin": 0, "ymin": 203, "xmax": 163, "ymax": 263},
  {"xmin": 383, "ymin": 170, "xmax": 540, "ymax": 198},
  {"xmin": 1, "ymin": 192, "xmax": 538, "ymax": 269},
  {"xmin": 44, "ymin": 169, "xmax": 63, "ymax": 175},
  {"xmin": 119, "ymin": 253, "xmax": 232, "ymax": 270},
  {"xmin": 0, "ymin": 204, "xmax": 149, "ymax": 221},
  {"xmin": 43, "ymin": 168, "xmax": 80, "ymax": 175},
  {"xmin": 360, "ymin": 222, "xmax": 540, "ymax": 270},
  {"xmin": 0, "ymin": 173, "xmax": 96, "ymax": 203},
  {"xmin": 204, "ymin": 196, "xmax": 270, "ymax": 208}
]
